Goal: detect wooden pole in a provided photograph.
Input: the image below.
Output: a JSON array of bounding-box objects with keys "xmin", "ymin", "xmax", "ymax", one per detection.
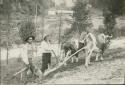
[
  {"xmin": 35, "ymin": 1, "xmax": 37, "ymax": 39},
  {"xmin": 41, "ymin": 16, "xmax": 44, "ymax": 39},
  {"xmin": 6, "ymin": 0, "xmax": 10, "ymax": 65},
  {"xmin": 0, "ymin": 23, "xmax": 1, "ymax": 67},
  {"xmin": 51, "ymin": 50, "xmax": 59, "ymax": 64},
  {"xmin": 12, "ymin": 67, "xmax": 27, "ymax": 78},
  {"xmin": 124, "ymin": 73, "xmax": 125, "ymax": 84},
  {"xmin": 44, "ymin": 46, "xmax": 86, "ymax": 76},
  {"xmin": 58, "ymin": 10, "xmax": 62, "ymax": 57}
]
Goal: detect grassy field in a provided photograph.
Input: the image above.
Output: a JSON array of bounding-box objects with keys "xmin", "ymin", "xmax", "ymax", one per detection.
[{"xmin": 1, "ymin": 37, "xmax": 125, "ymax": 85}]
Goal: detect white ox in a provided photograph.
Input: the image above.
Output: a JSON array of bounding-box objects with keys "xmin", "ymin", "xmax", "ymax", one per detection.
[
  {"xmin": 80, "ymin": 32, "xmax": 112, "ymax": 67},
  {"xmin": 67, "ymin": 32, "xmax": 112, "ymax": 67}
]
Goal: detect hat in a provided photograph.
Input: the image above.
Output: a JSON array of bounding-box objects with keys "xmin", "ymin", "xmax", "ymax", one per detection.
[
  {"xmin": 25, "ymin": 36, "xmax": 35, "ymax": 42},
  {"xmin": 43, "ymin": 34, "xmax": 50, "ymax": 40}
]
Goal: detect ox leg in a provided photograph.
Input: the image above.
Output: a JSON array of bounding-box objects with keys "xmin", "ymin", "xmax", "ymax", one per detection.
[
  {"xmin": 48, "ymin": 64, "xmax": 51, "ymax": 70},
  {"xmin": 100, "ymin": 51, "xmax": 104, "ymax": 61},
  {"xmin": 95, "ymin": 53, "xmax": 99, "ymax": 61},
  {"xmin": 71, "ymin": 56, "xmax": 78, "ymax": 63},
  {"xmin": 71, "ymin": 57, "xmax": 74, "ymax": 63},
  {"xmin": 100, "ymin": 54, "xmax": 104, "ymax": 61},
  {"xmin": 64, "ymin": 62, "xmax": 67, "ymax": 66},
  {"xmin": 64, "ymin": 50, "xmax": 71, "ymax": 66},
  {"xmin": 85, "ymin": 50, "xmax": 92, "ymax": 67},
  {"xmin": 95, "ymin": 47, "xmax": 101, "ymax": 61},
  {"xmin": 75, "ymin": 53, "xmax": 79, "ymax": 63},
  {"xmin": 100, "ymin": 43, "xmax": 106, "ymax": 61},
  {"xmin": 76, "ymin": 57, "xmax": 79, "ymax": 63},
  {"xmin": 88, "ymin": 52, "xmax": 92, "ymax": 65},
  {"xmin": 64, "ymin": 50, "xmax": 67, "ymax": 66},
  {"xmin": 71, "ymin": 53, "xmax": 78, "ymax": 63},
  {"xmin": 64, "ymin": 57, "xmax": 67, "ymax": 66},
  {"xmin": 85, "ymin": 50, "xmax": 88, "ymax": 67}
]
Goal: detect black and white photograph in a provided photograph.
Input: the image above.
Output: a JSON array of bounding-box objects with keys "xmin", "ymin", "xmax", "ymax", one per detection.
[{"xmin": 0, "ymin": 0, "xmax": 125, "ymax": 84}]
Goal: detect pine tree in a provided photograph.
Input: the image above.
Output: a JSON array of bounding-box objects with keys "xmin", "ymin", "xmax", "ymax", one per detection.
[
  {"xmin": 72, "ymin": 0, "xmax": 92, "ymax": 34},
  {"xmin": 90, "ymin": 0, "xmax": 125, "ymax": 36},
  {"xmin": 103, "ymin": 9, "xmax": 116, "ymax": 36}
]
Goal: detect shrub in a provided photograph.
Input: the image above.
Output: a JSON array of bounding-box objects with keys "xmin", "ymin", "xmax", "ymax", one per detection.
[{"xmin": 19, "ymin": 20, "xmax": 36, "ymax": 43}]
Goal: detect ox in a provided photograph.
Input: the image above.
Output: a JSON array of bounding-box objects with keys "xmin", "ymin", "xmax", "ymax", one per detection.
[
  {"xmin": 60, "ymin": 31, "xmax": 112, "ymax": 67},
  {"xmin": 79, "ymin": 32, "xmax": 112, "ymax": 67},
  {"xmin": 60, "ymin": 41, "xmax": 79, "ymax": 65}
]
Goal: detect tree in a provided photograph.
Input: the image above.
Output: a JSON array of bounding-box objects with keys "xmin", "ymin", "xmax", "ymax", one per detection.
[
  {"xmin": 19, "ymin": 20, "xmax": 36, "ymax": 42},
  {"xmin": 72, "ymin": 0, "xmax": 92, "ymax": 35},
  {"xmin": 103, "ymin": 9, "xmax": 116, "ymax": 36},
  {"xmin": 0, "ymin": 0, "xmax": 55, "ymax": 41},
  {"xmin": 0, "ymin": 0, "xmax": 12, "ymax": 64},
  {"xmin": 90, "ymin": 0, "xmax": 125, "ymax": 16},
  {"xmin": 90, "ymin": 0, "xmax": 125, "ymax": 36}
]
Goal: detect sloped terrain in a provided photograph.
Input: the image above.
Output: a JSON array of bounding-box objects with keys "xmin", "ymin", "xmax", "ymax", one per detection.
[
  {"xmin": 31, "ymin": 37, "xmax": 125, "ymax": 84},
  {"xmin": 1, "ymin": 38, "xmax": 125, "ymax": 85}
]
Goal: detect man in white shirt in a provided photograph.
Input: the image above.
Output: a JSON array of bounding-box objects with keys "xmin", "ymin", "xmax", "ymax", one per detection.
[
  {"xmin": 40, "ymin": 35, "xmax": 52, "ymax": 73},
  {"xmin": 20, "ymin": 36, "xmax": 42, "ymax": 77}
]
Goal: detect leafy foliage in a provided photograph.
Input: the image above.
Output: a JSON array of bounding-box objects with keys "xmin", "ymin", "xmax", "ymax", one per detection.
[
  {"xmin": 0, "ymin": 0, "xmax": 54, "ymax": 16},
  {"xmin": 103, "ymin": 9, "xmax": 116, "ymax": 36},
  {"xmin": 90, "ymin": 0, "xmax": 125, "ymax": 16},
  {"xmin": 72, "ymin": 0, "xmax": 92, "ymax": 34},
  {"xmin": 0, "ymin": 0, "xmax": 11, "ymax": 15},
  {"xmin": 19, "ymin": 20, "xmax": 36, "ymax": 42},
  {"xmin": 0, "ymin": 0, "xmax": 54, "ymax": 44},
  {"xmin": 90, "ymin": 0, "xmax": 125, "ymax": 36}
]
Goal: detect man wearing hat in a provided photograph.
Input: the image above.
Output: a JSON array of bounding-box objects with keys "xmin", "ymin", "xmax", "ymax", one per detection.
[
  {"xmin": 40, "ymin": 34, "xmax": 53, "ymax": 73},
  {"xmin": 20, "ymin": 36, "xmax": 42, "ymax": 77}
]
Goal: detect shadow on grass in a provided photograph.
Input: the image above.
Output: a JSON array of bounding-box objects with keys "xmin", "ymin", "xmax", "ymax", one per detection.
[
  {"xmin": 1, "ymin": 58, "xmax": 25, "ymax": 85},
  {"xmin": 42, "ymin": 58, "xmax": 85, "ymax": 83}
]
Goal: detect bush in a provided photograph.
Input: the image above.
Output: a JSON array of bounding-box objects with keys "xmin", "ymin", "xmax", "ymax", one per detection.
[
  {"xmin": 19, "ymin": 20, "xmax": 36, "ymax": 42},
  {"xmin": 113, "ymin": 26, "xmax": 125, "ymax": 38}
]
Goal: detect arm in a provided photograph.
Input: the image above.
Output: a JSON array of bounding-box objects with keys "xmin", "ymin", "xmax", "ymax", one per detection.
[{"xmin": 20, "ymin": 46, "xmax": 29, "ymax": 65}]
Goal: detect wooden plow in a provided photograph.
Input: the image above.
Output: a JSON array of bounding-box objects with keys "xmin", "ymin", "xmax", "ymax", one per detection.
[
  {"xmin": 11, "ymin": 67, "xmax": 27, "ymax": 80},
  {"xmin": 44, "ymin": 46, "xmax": 86, "ymax": 76}
]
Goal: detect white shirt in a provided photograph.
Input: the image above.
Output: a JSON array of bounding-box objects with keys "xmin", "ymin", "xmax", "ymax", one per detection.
[
  {"xmin": 20, "ymin": 43, "xmax": 37, "ymax": 64},
  {"xmin": 40, "ymin": 41, "xmax": 52, "ymax": 53}
]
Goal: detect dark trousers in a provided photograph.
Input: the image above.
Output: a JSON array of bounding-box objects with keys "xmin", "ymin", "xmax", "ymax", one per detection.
[{"xmin": 41, "ymin": 53, "xmax": 51, "ymax": 73}]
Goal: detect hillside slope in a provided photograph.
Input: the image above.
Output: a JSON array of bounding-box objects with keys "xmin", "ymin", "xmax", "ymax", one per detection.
[
  {"xmin": 1, "ymin": 38, "xmax": 125, "ymax": 85},
  {"xmin": 31, "ymin": 37, "xmax": 125, "ymax": 84}
]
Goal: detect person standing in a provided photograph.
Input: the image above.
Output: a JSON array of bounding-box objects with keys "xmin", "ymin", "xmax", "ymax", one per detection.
[
  {"xmin": 20, "ymin": 36, "xmax": 42, "ymax": 77},
  {"xmin": 40, "ymin": 35, "xmax": 52, "ymax": 73}
]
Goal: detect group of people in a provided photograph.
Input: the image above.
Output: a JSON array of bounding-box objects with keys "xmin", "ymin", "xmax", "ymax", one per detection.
[
  {"xmin": 20, "ymin": 34, "xmax": 53, "ymax": 78},
  {"xmin": 19, "ymin": 27, "xmax": 112, "ymax": 79}
]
